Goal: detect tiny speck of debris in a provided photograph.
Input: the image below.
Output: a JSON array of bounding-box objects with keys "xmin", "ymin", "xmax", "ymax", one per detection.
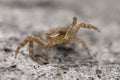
[
  {"xmin": 3, "ymin": 59, "xmax": 7, "ymax": 61},
  {"xmin": 56, "ymin": 73, "xmax": 62, "ymax": 78},
  {"xmin": 32, "ymin": 74, "xmax": 35, "ymax": 75},
  {"xmin": 10, "ymin": 65, "xmax": 17, "ymax": 68},
  {"xmin": 43, "ymin": 61, "xmax": 49, "ymax": 65},
  {"xmin": 63, "ymin": 71, "xmax": 67, "ymax": 74},
  {"xmin": 96, "ymin": 69, "xmax": 102, "ymax": 74},
  {"xmin": 33, "ymin": 65, "xmax": 40, "ymax": 69},
  {"xmin": 89, "ymin": 77, "xmax": 94, "ymax": 80},
  {"xmin": 97, "ymin": 75, "xmax": 101, "ymax": 78},
  {"xmin": 3, "ymin": 48, "xmax": 13, "ymax": 52}
]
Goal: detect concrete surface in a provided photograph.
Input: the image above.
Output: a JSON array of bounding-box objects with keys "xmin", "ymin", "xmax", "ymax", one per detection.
[{"xmin": 0, "ymin": 0, "xmax": 120, "ymax": 80}]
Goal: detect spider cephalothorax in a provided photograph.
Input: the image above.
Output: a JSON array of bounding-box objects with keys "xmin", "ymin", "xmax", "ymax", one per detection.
[{"xmin": 15, "ymin": 17, "xmax": 100, "ymax": 64}]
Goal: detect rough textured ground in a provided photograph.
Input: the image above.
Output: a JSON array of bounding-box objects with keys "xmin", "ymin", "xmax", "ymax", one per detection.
[{"xmin": 0, "ymin": 0, "xmax": 120, "ymax": 80}]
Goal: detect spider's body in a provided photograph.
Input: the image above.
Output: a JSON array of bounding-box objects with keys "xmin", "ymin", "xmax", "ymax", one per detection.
[
  {"xmin": 45, "ymin": 28, "xmax": 69, "ymax": 47},
  {"xmin": 15, "ymin": 17, "xmax": 100, "ymax": 64}
]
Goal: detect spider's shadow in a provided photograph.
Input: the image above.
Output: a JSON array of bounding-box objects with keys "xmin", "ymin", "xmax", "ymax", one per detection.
[{"xmin": 52, "ymin": 45, "xmax": 92, "ymax": 64}]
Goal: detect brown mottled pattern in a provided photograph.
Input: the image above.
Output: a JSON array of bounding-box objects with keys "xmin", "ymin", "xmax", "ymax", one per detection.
[
  {"xmin": 47, "ymin": 35, "xmax": 67, "ymax": 48},
  {"xmin": 15, "ymin": 17, "xmax": 100, "ymax": 64}
]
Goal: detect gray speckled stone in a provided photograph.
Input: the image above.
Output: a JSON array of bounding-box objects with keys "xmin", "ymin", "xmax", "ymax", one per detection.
[{"xmin": 0, "ymin": 0, "xmax": 120, "ymax": 80}]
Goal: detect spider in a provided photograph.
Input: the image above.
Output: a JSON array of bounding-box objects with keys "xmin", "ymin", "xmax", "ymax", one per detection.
[{"xmin": 15, "ymin": 17, "xmax": 100, "ymax": 64}]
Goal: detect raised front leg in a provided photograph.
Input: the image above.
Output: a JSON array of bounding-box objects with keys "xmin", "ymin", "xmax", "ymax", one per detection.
[
  {"xmin": 64, "ymin": 17, "xmax": 78, "ymax": 40},
  {"xmin": 64, "ymin": 17, "xmax": 100, "ymax": 41},
  {"xmin": 78, "ymin": 23, "xmax": 100, "ymax": 32},
  {"xmin": 72, "ymin": 17, "xmax": 77, "ymax": 26}
]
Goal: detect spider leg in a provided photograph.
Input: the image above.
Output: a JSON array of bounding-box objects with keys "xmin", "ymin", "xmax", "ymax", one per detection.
[
  {"xmin": 15, "ymin": 35, "xmax": 47, "ymax": 64},
  {"xmin": 33, "ymin": 36, "xmax": 49, "ymax": 63},
  {"xmin": 72, "ymin": 17, "xmax": 77, "ymax": 26},
  {"xmin": 29, "ymin": 38, "xmax": 43, "ymax": 64},
  {"xmin": 33, "ymin": 36, "xmax": 47, "ymax": 47},
  {"xmin": 78, "ymin": 23, "xmax": 100, "ymax": 32},
  {"xmin": 64, "ymin": 17, "xmax": 100, "ymax": 41},
  {"xmin": 15, "ymin": 37, "xmax": 30, "ymax": 58},
  {"xmin": 75, "ymin": 38, "xmax": 92, "ymax": 58},
  {"xmin": 29, "ymin": 40, "xmax": 35, "ymax": 61},
  {"xmin": 36, "ymin": 44, "xmax": 48, "ymax": 60},
  {"xmin": 64, "ymin": 17, "xmax": 78, "ymax": 40},
  {"xmin": 29, "ymin": 35, "xmax": 49, "ymax": 64}
]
